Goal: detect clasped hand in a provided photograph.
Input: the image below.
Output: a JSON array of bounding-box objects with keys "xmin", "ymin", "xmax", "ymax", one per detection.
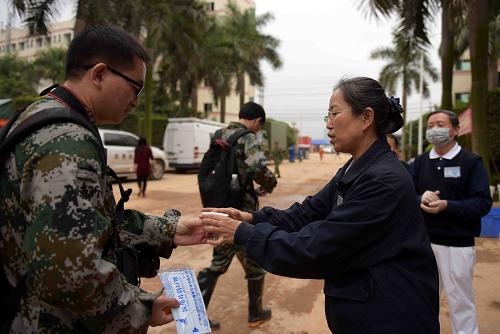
[
  {"xmin": 199, "ymin": 208, "xmax": 251, "ymax": 246},
  {"xmin": 420, "ymin": 190, "xmax": 447, "ymax": 214}
]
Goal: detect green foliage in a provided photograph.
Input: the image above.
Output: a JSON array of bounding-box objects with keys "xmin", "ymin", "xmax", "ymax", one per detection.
[
  {"xmin": 0, "ymin": 54, "xmax": 36, "ymax": 98},
  {"xmin": 33, "ymin": 47, "xmax": 67, "ymax": 84},
  {"xmin": 13, "ymin": 96, "xmax": 38, "ymax": 110}
]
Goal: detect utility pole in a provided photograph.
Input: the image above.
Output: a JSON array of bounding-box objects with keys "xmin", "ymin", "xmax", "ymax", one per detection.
[{"xmin": 417, "ymin": 52, "xmax": 424, "ymax": 155}]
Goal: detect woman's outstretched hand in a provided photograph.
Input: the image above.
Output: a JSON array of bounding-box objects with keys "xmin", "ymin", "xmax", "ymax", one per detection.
[
  {"xmin": 200, "ymin": 212, "xmax": 243, "ymax": 246},
  {"xmin": 201, "ymin": 207, "xmax": 253, "ymax": 223}
]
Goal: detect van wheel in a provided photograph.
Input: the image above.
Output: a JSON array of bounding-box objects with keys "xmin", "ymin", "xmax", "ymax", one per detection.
[{"xmin": 151, "ymin": 160, "xmax": 165, "ymax": 180}]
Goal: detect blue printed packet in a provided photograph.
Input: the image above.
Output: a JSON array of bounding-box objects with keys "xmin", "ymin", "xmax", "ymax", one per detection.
[{"xmin": 159, "ymin": 267, "xmax": 211, "ymax": 334}]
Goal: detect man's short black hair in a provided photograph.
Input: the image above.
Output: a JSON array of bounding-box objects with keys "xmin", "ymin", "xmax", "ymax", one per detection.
[
  {"xmin": 239, "ymin": 102, "xmax": 266, "ymax": 124},
  {"xmin": 65, "ymin": 25, "xmax": 150, "ymax": 80}
]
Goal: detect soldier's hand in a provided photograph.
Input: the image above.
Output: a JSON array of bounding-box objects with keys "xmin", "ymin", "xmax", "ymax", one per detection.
[
  {"xmin": 200, "ymin": 215, "xmax": 242, "ymax": 246},
  {"xmin": 201, "ymin": 207, "xmax": 253, "ymax": 223},
  {"xmin": 174, "ymin": 217, "xmax": 207, "ymax": 246},
  {"xmin": 421, "ymin": 190, "xmax": 440, "ymax": 205},
  {"xmin": 150, "ymin": 295, "xmax": 179, "ymax": 327}
]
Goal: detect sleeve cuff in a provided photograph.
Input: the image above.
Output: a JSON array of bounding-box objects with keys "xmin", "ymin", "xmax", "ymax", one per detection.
[
  {"xmin": 234, "ymin": 222, "xmax": 255, "ymax": 246},
  {"xmin": 444, "ymin": 200, "xmax": 461, "ymax": 215},
  {"xmin": 252, "ymin": 211, "xmax": 268, "ymax": 224}
]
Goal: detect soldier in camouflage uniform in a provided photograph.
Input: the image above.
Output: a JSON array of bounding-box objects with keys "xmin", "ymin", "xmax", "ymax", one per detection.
[
  {"xmin": 197, "ymin": 102, "xmax": 277, "ymax": 330},
  {"xmin": 0, "ymin": 25, "xmax": 205, "ymax": 333}
]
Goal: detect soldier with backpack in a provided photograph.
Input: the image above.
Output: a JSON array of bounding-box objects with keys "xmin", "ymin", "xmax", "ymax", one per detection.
[
  {"xmin": 197, "ymin": 102, "xmax": 277, "ymax": 330},
  {"xmin": 0, "ymin": 25, "xmax": 206, "ymax": 333}
]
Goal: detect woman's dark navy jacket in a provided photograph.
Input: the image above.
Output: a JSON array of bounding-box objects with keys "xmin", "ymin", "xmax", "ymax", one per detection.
[{"xmin": 235, "ymin": 138, "xmax": 439, "ymax": 334}]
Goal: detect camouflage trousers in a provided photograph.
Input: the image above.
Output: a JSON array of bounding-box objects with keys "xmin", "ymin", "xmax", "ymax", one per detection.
[{"xmin": 204, "ymin": 244, "xmax": 266, "ymax": 280}]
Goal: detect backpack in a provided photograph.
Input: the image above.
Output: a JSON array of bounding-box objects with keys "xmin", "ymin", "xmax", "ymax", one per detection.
[{"xmin": 198, "ymin": 128, "xmax": 252, "ymax": 209}]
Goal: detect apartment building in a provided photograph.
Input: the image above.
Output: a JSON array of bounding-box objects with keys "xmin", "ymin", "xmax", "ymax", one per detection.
[
  {"xmin": 452, "ymin": 49, "xmax": 500, "ymax": 105},
  {"xmin": 0, "ymin": 20, "xmax": 74, "ymax": 61}
]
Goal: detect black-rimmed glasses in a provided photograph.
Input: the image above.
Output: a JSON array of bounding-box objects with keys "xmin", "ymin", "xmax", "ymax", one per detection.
[{"xmin": 84, "ymin": 64, "xmax": 144, "ymax": 96}]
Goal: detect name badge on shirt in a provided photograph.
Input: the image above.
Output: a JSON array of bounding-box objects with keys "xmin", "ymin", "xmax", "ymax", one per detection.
[
  {"xmin": 444, "ymin": 166, "xmax": 461, "ymax": 178},
  {"xmin": 337, "ymin": 195, "xmax": 343, "ymax": 206}
]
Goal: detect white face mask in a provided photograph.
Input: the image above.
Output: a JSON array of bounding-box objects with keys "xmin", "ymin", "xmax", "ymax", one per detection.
[{"xmin": 425, "ymin": 127, "xmax": 451, "ymax": 148}]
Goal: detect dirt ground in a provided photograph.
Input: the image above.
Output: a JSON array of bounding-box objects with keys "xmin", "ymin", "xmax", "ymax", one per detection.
[{"xmin": 114, "ymin": 153, "xmax": 500, "ymax": 334}]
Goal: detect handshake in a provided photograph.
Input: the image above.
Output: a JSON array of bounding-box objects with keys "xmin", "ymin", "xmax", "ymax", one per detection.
[{"xmin": 174, "ymin": 208, "xmax": 252, "ymax": 247}]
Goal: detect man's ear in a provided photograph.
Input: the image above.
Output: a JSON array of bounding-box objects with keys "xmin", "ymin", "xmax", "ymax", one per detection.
[
  {"xmin": 361, "ymin": 107, "xmax": 375, "ymax": 130},
  {"xmin": 89, "ymin": 63, "xmax": 107, "ymax": 89}
]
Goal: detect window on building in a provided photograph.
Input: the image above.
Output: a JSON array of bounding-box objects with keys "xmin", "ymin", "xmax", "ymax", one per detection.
[
  {"xmin": 58, "ymin": 34, "xmax": 61, "ymax": 42},
  {"xmin": 36, "ymin": 38, "xmax": 42, "ymax": 48},
  {"xmin": 206, "ymin": 2, "xmax": 215, "ymax": 11},
  {"xmin": 45, "ymin": 36, "xmax": 51, "ymax": 46},
  {"xmin": 10, "ymin": 44, "xmax": 16, "ymax": 51},
  {"xmin": 455, "ymin": 59, "xmax": 471, "ymax": 71},
  {"xmin": 455, "ymin": 92, "xmax": 470, "ymax": 104},
  {"xmin": 19, "ymin": 42, "xmax": 25, "ymax": 50},
  {"xmin": 204, "ymin": 103, "xmax": 213, "ymax": 113},
  {"xmin": 64, "ymin": 33, "xmax": 72, "ymax": 44},
  {"xmin": 203, "ymin": 78, "xmax": 210, "ymax": 86}
]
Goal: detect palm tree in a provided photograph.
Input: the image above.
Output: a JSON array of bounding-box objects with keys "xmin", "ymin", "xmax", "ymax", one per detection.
[
  {"xmin": 224, "ymin": 1, "xmax": 283, "ymax": 108},
  {"xmin": 370, "ymin": 32, "xmax": 439, "ymax": 159},
  {"xmin": 206, "ymin": 25, "xmax": 233, "ymax": 123}
]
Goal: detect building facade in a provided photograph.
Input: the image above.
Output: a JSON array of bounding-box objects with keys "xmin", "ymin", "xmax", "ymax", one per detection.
[
  {"xmin": 0, "ymin": 20, "xmax": 74, "ymax": 61},
  {"xmin": 452, "ymin": 49, "xmax": 500, "ymax": 105}
]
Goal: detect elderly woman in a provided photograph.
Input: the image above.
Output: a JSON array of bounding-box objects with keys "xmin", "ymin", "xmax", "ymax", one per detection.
[{"xmin": 201, "ymin": 77, "xmax": 439, "ymax": 334}]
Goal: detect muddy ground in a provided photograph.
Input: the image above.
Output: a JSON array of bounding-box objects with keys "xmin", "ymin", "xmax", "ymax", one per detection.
[{"xmin": 113, "ymin": 153, "xmax": 500, "ymax": 334}]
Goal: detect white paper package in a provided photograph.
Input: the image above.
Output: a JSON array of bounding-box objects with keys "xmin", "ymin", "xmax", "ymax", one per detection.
[{"xmin": 159, "ymin": 267, "xmax": 211, "ymax": 334}]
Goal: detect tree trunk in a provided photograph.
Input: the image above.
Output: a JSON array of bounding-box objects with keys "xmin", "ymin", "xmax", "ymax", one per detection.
[
  {"xmin": 468, "ymin": 0, "xmax": 491, "ymax": 178},
  {"xmin": 488, "ymin": 61, "xmax": 498, "ymax": 91},
  {"xmin": 74, "ymin": 1, "xmax": 88, "ymax": 35},
  {"xmin": 441, "ymin": 4, "xmax": 455, "ymax": 110},
  {"xmin": 220, "ymin": 94, "xmax": 226, "ymax": 123},
  {"xmin": 238, "ymin": 71, "xmax": 245, "ymax": 108},
  {"xmin": 401, "ymin": 71, "xmax": 408, "ymax": 160},
  {"xmin": 190, "ymin": 81, "xmax": 199, "ymax": 116},
  {"xmin": 144, "ymin": 61, "xmax": 154, "ymax": 144}
]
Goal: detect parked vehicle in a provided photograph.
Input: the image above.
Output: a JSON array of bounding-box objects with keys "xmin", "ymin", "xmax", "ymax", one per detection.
[
  {"xmin": 262, "ymin": 118, "xmax": 288, "ymax": 155},
  {"xmin": 163, "ymin": 118, "xmax": 225, "ymax": 171},
  {"xmin": 98, "ymin": 129, "xmax": 168, "ymax": 180}
]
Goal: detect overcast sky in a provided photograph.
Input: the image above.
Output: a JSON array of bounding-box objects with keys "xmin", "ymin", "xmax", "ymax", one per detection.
[{"xmin": 1, "ymin": 0, "xmax": 443, "ymax": 139}]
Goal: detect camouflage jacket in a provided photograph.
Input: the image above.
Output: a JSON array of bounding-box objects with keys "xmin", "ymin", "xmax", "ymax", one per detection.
[
  {"xmin": 222, "ymin": 122, "xmax": 277, "ymax": 211},
  {"xmin": 0, "ymin": 96, "xmax": 178, "ymax": 333}
]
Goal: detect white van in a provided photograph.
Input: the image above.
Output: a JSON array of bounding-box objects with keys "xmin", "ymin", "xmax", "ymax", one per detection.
[
  {"xmin": 163, "ymin": 118, "xmax": 225, "ymax": 171},
  {"xmin": 98, "ymin": 129, "xmax": 168, "ymax": 180}
]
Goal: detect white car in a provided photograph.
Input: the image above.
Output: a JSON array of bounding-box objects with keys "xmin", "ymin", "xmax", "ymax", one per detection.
[{"xmin": 98, "ymin": 129, "xmax": 168, "ymax": 180}]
